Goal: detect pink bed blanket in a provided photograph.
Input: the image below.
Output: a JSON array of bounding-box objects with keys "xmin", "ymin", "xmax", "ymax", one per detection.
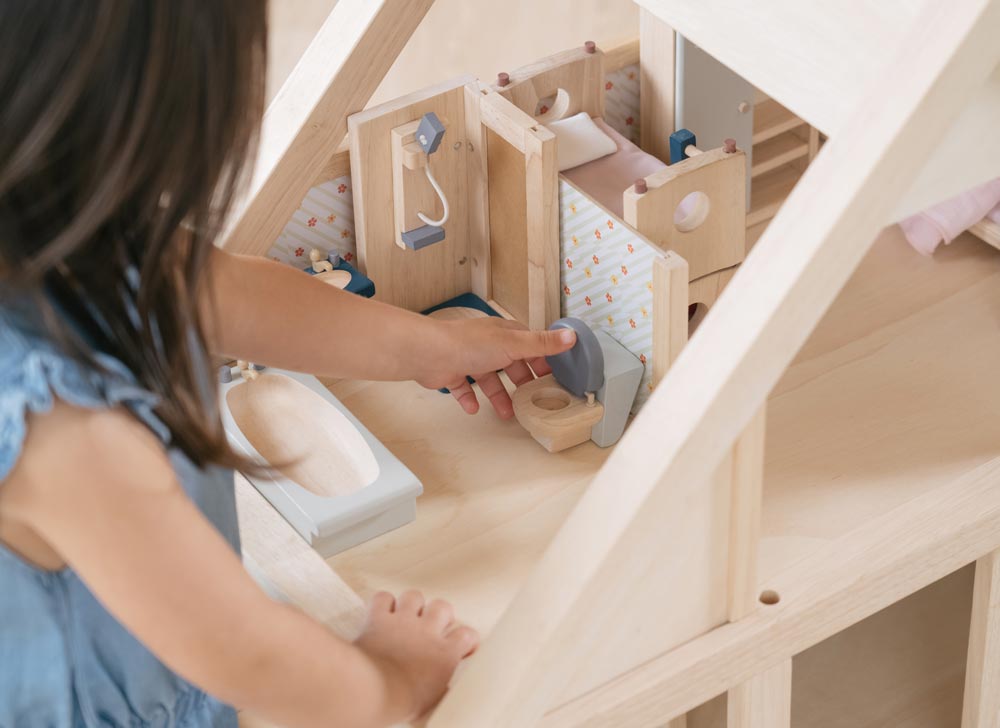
[
  {"xmin": 560, "ymin": 118, "xmax": 666, "ymax": 219},
  {"xmin": 899, "ymin": 178, "xmax": 1000, "ymax": 255}
]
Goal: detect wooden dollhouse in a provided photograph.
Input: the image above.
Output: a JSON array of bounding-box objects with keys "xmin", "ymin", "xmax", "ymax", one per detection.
[{"xmin": 226, "ymin": 1, "xmax": 1000, "ymax": 725}]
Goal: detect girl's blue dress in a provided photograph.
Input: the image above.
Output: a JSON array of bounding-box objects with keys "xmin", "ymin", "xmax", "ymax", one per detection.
[{"xmin": 0, "ymin": 301, "xmax": 239, "ymax": 727}]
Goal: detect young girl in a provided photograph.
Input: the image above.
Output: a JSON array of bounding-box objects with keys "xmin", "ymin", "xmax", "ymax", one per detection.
[{"xmin": 0, "ymin": 3, "xmax": 575, "ymax": 726}]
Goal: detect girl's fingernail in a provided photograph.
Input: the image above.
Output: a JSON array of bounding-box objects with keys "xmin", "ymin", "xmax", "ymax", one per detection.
[{"xmin": 560, "ymin": 330, "xmax": 576, "ymax": 344}]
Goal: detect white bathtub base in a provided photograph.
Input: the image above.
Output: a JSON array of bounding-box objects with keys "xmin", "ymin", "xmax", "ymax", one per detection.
[{"xmin": 220, "ymin": 369, "xmax": 423, "ymax": 556}]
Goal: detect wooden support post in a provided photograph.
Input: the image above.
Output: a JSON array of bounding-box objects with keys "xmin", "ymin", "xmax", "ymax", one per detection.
[
  {"xmin": 639, "ymin": 8, "xmax": 677, "ymax": 162},
  {"xmin": 726, "ymin": 659, "xmax": 792, "ymax": 728},
  {"xmin": 726, "ymin": 405, "xmax": 767, "ymax": 622},
  {"xmin": 962, "ymin": 549, "xmax": 1000, "ymax": 728},
  {"xmin": 524, "ymin": 128, "xmax": 560, "ymax": 330},
  {"xmin": 723, "ymin": 405, "xmax": 777, "ymax": 728},
  {"xmin": 652, "ymin": 253, "xmax": 690, "ymax": 388},
  {"xmin": 464, "ymin": 85, "xmax": 492, "ymax": 303},
  {"xmin": 480, "ymin": 90, "xmax": 560, "ymax": 329},
  {"xmin": 807, "ymin": 127, "xmax": 820, "ymax": 162}
]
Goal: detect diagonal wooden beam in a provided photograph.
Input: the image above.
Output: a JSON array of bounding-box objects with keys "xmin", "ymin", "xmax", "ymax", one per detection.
[
  {"xmin": 429, "ymin": 2, "xmax": 1000, "ymax": 725},
  {"xmin": 220, "ymin": 0, "xmax": 435, "ymax": 256}
]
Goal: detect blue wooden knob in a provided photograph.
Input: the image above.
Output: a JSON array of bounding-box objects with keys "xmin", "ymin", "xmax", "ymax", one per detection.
[{"xmin": 669, "ymin": 128, "xmax": 697, "ymax": 165}]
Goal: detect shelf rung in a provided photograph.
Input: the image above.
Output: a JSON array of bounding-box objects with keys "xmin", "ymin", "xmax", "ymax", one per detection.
[
  {"xmin": 752, "ymin": 98, "xmax": 806, "ymax": 145},
  {"xmin": 752, "ymin": 133, "xmax": 809, "ymax": 179}
]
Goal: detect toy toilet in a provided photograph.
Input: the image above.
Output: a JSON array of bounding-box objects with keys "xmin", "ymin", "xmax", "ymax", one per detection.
[
  {"xmin": 514, "ymin": 375, "xmax": 606, "ymax": 452},
  {"xmin": 513, "ymin": 318, "xmax": 644, "ymax": 452}
]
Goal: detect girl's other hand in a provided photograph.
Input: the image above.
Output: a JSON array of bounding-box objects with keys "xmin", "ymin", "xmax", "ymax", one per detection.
[
  {"xmin": 355, "ymin": 591, "xmax": 478, "ymax": 722},
  {"xmin": 418, "ymin": 318, "xmax": 576, "ymax": 419}
]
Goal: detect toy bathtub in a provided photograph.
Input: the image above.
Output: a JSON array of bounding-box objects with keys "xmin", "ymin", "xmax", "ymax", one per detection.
[{"xmin": 219, "ymin": 367, "xmax": 422, "ymax": 556}]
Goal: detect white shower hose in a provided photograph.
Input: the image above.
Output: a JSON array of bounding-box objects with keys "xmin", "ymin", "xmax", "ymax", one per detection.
[{"xmin": 417, "ymin": 158, "xmax": 450, "ymax": 227}]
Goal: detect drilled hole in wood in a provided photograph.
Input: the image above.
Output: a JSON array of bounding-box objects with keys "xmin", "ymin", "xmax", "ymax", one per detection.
[
  {"xmin": 673, "ymin": 190, "xmax": 711, "ymax": 233},
  {"xmin": 688, "ymin": 302, "xmax": 708, "ymax": 335},
  {"xmin": 759, "ymin": 589, "xmax": 781, "ymax": 605}
]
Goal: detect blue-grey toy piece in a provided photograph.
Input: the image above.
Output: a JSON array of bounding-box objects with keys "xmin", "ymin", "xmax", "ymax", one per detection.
[
  {"xmin": 415, "ymin": 112, "xmax": 446, "ymax": 155},
  {"xmin": 327, "ymin": 251, "xmax": 341, "ymax": 267},
  {"xmin": 669, "ymin": 128, "xmax": 697, "ymax": 165},
  {"xmin": 590, "ymin": 332, "xmax": 644, "ymax": 448},
  {"xmin": 546, "ymin": 318, "xmax": 605, "ymax": 398},
  {"xmin": 401, "ymin": 224, "xmax": 445, "ymax": 250},
  {"xmin": 219, "ymin": 365, "xmax": 233, "ymax": 384}
]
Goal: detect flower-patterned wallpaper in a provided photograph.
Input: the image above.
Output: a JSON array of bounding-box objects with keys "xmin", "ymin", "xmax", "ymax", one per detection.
[
  {"xmin": 603, "ymin": 63, "xmax": 640, "ymax": 145},
  {"xmin": 267, "ymin": 176, "xmax": 357, "ymax": 268},
  {"xmin": 559, "ymin": 179, "xmax": 658, "ymax": 413}
]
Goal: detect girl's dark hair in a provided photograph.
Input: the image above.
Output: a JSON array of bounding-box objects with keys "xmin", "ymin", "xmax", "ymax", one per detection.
[{"xmin": 0, "ymin": 1, "xmax": 268, "ymax": 468}]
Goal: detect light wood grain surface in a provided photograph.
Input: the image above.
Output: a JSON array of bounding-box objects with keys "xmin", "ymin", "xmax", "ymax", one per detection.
[{"xmin": 326, "ymin": 231, "xmax": 1000, "ymax": 721}]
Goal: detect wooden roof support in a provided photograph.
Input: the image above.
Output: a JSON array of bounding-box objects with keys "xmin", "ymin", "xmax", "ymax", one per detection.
[
  {"xmin": 429, "ymin": 1, "xmax": 1000, "ymax": 725},
  {"xmin": 634, "ymin": 0, "xmax": 1000, "ymax": 222},
  {"xmin": 220, "ymin": 0, "xmax": 435, "ymax": 256},
  {"xmin": 633, "ymin": 0, "xmax": 926, "ymax": 137}
]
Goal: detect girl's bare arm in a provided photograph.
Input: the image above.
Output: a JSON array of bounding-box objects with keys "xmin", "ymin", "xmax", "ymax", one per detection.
[
  {"xmin": 205, "ymin": 250, "xmax": 574, "ymax": 416},
  {"xmin": 1, "ymin": 401, "xmax": 475, "ymax": 727}
]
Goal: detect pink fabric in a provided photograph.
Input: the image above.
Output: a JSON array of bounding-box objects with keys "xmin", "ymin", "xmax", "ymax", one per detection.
[
  {"xmin": 899, "ymin": 178, "xmax": 1000, "ymax": 256},
  {"xmin": 560, "ymin": 117, "xmax": 666, "ymax": 218}
]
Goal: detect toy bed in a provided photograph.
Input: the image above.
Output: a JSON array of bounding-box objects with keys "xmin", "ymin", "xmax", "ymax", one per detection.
[{"xmin": 222, "ymin": 0, "xmax": 1000, "ymax": 725}]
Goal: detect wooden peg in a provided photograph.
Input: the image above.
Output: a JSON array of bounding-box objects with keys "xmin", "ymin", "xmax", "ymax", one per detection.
[
  {"xmin": 634, "ymin": 178, "xmax": 648, "ymax": 194},
  {"xmin": 584, "ymin": 40, "xmax": 597, "ymax": 54},
  {"xmin": 309, "ymin": 248, "xmax": 334, "ymax": 273},
  {"xmin": 236, "ymin": 360, "xmax": 259, "ymax": 382},
  {"xmin": 497, "ymin": 72, "xmax": 510, "ymax": 87}
]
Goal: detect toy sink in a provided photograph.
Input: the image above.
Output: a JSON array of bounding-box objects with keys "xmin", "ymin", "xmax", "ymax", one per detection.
[{"xmin": 219, "ymin": 368, "xmax": 422, "ymax": 556}]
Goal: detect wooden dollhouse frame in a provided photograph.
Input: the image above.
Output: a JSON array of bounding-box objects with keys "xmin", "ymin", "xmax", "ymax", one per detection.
[{"xmin": 225, "ymin": 1, "xmax": 1000, "ymax": 725}]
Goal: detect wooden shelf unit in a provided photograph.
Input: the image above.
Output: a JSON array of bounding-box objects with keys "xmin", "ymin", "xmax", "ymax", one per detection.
[{"xmin": 748, "ymin": 96, "xmax": 819, "ymax": 228}]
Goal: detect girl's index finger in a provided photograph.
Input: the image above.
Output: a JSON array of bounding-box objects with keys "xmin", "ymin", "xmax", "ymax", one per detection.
[{"xmin": 509, "ymin": 328, "xmax": 576, "ymax": 361}]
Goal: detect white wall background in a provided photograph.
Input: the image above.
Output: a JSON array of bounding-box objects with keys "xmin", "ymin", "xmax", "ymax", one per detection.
[{"xmin": 267, "ymin": 0, "xmax": 638, "ymax": 105}]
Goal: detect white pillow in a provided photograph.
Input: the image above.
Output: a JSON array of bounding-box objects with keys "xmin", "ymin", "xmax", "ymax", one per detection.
[{"xmin": 546, "ymin": 112, "xmax": 618, "ymax": 172}]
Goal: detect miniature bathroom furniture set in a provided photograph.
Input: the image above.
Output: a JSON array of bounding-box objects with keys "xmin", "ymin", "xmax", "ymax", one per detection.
[{"xmin": 221, "ymin": 0, "xmax": 1000, "ymax": 725}]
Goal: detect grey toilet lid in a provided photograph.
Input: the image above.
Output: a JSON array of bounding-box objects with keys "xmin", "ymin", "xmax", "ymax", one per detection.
[{"xmin": 546, "ymin": 318, "xmax": 604, "ymax": 397}]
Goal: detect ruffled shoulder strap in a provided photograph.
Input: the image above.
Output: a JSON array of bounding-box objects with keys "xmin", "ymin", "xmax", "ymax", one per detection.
[{"xmin": 0, "ymin": 307, "xmax": 167, "ymax": 482}]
